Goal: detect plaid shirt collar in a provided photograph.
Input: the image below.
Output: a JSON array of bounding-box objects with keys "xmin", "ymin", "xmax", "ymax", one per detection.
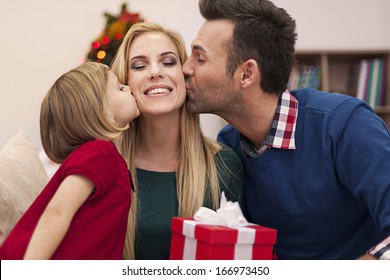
[{"xmin": 241, "ymin": 90, "xmax": 298, "ymax": 158}]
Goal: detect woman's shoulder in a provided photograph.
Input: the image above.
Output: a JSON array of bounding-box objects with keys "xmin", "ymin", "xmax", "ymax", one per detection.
[
  {"xmin": 204, "ymin": 137, "xmax": 243, "ymax": 175},
  {"xmin": 213, "ymin": 141, "xmax": 243, "ymax": 172},
  {"xmin": 214, "ymin": 142, "xmax": 240, "ymax": 160},
  {"xmin": 213, "ymin": 142, "xmax": 244, "ymax": 204}
]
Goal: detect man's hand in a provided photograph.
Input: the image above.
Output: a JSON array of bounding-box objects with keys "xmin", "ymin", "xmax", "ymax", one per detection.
[{"xmin": 357, "ymin": 254, "xmax": 378, "ymax": 260}]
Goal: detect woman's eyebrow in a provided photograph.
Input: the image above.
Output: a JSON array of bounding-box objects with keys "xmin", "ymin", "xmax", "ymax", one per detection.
[
  {"xmin": 130, "ymin": 52, "xmax": 177, "ymax": 62},
  {"xmin": 161, "ymin": 51, "xmax": 178, "ymax": 57},
  {"xmin": 129, "ymin": 55, "xmax": 146, "ymax": 62}
]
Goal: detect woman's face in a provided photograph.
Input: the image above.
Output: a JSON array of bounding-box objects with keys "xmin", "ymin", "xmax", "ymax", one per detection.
[{"xmin": 127, "ymin": 32, "xmax": 186, "ymax": 116}]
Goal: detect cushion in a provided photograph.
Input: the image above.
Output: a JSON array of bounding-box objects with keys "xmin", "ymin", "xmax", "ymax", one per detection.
[
  {"xmin": 38, "ymin": 148, "xmax": 60, "ymax": 179},
  {"xmin": 0, "ymin": 130, "xmax": 48, "ymax": 245}
]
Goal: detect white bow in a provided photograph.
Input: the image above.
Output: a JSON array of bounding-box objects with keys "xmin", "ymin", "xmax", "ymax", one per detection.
[{"xmin": 193, "ymin": 192, "xmax": 249, "ymax": 227}]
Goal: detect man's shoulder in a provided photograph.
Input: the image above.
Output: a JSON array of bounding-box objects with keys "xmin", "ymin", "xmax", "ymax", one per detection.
[
  {"xmin": 218, "ymin": 124, "xmax": 238, "ymax": 136},
  {"xmin": 217, "ymin": 124, "xmax": 240, "ymax": 144},
  {"xmin": 292, "ymin": 88, "xmax": 366, "ymax": 114}
]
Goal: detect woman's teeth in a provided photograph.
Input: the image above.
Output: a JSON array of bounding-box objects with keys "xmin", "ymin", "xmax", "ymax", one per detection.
[{"xmin": 146, "ymin": 88, "xmax": 170, "ymax": 95}]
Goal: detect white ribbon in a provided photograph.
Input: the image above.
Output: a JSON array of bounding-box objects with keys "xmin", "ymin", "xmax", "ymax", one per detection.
[
  {"xmin": 235, "ymin": 227, "xmax": 256, "ymax": 259},
  {"xmin": 180, "ymin": 192, "xmax": 257, "ymax": 259},
  {"xmin": 193, "ymin": 191, "xmax": 249, "ymax": 227},
  {"xmin": 182, "ymin": 220, "xmax": 198, "ymax": 259}
]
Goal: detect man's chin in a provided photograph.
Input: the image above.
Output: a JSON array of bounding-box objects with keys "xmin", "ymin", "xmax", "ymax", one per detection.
[
  {"xmin": 186, "ymin": 100, "xmax": 205, "ymax": 114},
  {"xmin": 186, "ymin": 101, "xmax": 198, "ymax": 113}
]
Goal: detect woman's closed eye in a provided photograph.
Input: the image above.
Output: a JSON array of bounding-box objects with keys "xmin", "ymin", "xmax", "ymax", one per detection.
[
  {"xmin": 162, "ymin": 57, "xmax": 177, "ymax": 67},
  {"xmin": 130, "ymin": 62, "xmax": 147, "ymax": 71}
]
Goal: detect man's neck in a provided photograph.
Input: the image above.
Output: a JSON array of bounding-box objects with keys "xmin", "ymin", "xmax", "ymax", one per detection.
[{"xmin": 223, "ymin": 92, "xmax": 279, "ymax": 148}]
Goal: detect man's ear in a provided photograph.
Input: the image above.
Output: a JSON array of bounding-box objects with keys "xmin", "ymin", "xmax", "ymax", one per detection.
[{"xmin": 238, "ymin": 59, "xmax": 258, "ymax": 88}]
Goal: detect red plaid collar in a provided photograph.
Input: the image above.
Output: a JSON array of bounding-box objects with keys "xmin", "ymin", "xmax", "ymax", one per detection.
[{"xmin": 241, "ymin": 90, "xmax": 298, "ymax": 157}]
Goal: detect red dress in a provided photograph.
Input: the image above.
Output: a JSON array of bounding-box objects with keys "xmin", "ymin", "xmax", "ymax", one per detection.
[{"xmin": 0, "ymin": 139, "xmax": 131, "ymax": 259}]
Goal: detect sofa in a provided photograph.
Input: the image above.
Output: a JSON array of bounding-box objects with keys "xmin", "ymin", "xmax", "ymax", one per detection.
[{"xmin": 0, "ymin": 130, "xmax": 59, "ymax": 245}]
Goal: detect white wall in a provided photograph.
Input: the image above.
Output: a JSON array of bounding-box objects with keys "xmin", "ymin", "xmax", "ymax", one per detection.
[
  {"xmin": 273, "ymin": 0, "xmax": 390, "ymax": 50},
  {"xmin": 1, "ymin": 0, "xmax": 390, "ymax": 148}
]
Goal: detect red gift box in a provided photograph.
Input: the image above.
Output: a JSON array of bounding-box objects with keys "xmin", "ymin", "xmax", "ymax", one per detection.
[{"xmin": 170, "ymin": 217, "xmax": 277, "ymax": 260}]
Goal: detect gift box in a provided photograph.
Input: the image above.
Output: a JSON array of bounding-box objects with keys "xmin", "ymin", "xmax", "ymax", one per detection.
[{"xmin": 170, "ymin": 217, "xmax": 277, "ymax": 260}]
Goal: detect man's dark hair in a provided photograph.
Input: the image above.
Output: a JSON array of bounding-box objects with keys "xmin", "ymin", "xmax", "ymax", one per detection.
[{"xmin": 199, "ymin": 0, "xmax": 297, "ymax": 94}]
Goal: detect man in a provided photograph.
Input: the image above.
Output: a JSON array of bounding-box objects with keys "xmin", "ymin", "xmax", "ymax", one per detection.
[{"xmin": 183, "ymin": 0, "xmax": 390, "ymax": 259}]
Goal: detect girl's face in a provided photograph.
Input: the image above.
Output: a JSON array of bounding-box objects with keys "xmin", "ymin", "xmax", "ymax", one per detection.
[
  {"xmin": 127, "ymin": 32, "xmax": 186, "ymax": 116},
  {"xmin": 106, "ymin": 71, "xmax": 140, "ymax": 128}
]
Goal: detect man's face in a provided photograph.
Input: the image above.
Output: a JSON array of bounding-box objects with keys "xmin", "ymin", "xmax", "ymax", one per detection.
[{"xmin": 183, "ymin": 19, "xmax": 236, "ymax": 115}]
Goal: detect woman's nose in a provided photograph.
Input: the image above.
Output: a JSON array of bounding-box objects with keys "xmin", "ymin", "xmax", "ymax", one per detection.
[{"xmin": 149, "ymin": 64, "xmax": 164, "ymax": 79}]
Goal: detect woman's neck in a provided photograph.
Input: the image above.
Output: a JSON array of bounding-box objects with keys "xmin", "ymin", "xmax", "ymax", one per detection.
[{"xmin": 135, "ymin": 113, "xmax": 181, "ymax": 172}]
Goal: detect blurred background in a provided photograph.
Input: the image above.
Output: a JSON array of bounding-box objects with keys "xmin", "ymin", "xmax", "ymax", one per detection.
[{"xmin": 1, "ymin": 0, "xmax": 389, "ymax": 148}]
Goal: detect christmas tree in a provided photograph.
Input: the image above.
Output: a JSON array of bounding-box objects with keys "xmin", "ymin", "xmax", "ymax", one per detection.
[{"xmin": 86, "ymin": 3, "xmax": 143, "ymax": 65}]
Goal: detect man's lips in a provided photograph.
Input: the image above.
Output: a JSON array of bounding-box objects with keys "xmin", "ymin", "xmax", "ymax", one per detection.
[{"xmin": 185, "ymin": 82, "xmax": 194, "ymax": 92}]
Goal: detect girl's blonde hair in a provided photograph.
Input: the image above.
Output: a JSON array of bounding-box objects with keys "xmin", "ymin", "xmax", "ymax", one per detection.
[
  {"xmin": 111, "ymin": 22, "xmax": 223, "ymax": 259},
  {"xmin": 40, "ymin": 62, "xmax": 128, "ymax": 163}
]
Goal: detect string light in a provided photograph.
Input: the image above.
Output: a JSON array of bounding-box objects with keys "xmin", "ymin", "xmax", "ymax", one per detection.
[
  {"xmin": 102, "ymin": 36, "xmax": 110, "ymax": 45},
  {"xmin": 97, "ymin": 50, "xmax": 106, "ymax": 60},
  {"xmin": 92, "ymin": 42, "xmax": 100, "ymax": 49}
]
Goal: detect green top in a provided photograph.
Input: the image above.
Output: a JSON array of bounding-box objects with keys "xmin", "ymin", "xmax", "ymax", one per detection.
[{"xmin": 135, "ymin": 146, "xmax": 244, "ymax": 260}]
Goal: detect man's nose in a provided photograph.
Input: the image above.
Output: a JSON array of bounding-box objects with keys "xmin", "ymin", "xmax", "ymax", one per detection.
[{"xmin": 182, "ymin": 60, "xmax": 193, "ymax": 78}]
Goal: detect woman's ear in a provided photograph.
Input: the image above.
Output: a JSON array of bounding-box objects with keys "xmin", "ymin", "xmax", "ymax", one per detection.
[{"xmin": 239, "ymin": 59, "xmax": 258, "ymax": 88}]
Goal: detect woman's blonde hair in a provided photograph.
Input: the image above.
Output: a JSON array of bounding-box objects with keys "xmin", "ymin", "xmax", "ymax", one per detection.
[
  {"xmin": 40, "ymin": 62, "xmax": 128, "ymax": 163},
  {"xmin": 111, "ymin": 22, "xmax": 223, "ymax": 259}
]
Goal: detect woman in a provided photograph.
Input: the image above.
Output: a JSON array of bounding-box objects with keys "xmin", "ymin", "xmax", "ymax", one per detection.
[{"xmin": 111, "ymin": 22, "xmax": 243, "ymax": 260}]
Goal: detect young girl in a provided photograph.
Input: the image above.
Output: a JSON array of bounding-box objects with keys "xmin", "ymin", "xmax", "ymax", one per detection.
[{"xmin": 0, "ymin": 62, "xmax": 139, "ymax": 259}]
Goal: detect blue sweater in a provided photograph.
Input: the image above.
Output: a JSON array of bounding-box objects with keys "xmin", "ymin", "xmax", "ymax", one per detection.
[{"xmin": 218, "ymin": 88, "xmax": 390, "ymax": 259}]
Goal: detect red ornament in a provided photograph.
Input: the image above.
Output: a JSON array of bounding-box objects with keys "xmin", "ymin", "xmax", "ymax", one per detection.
[
  {"xmin": 102, "ymin": 36, "xmax": 110, "ymax": 45},
  {"xmin": 92, "ymin": 41, "xmax": 100, "ymax": 49}
]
